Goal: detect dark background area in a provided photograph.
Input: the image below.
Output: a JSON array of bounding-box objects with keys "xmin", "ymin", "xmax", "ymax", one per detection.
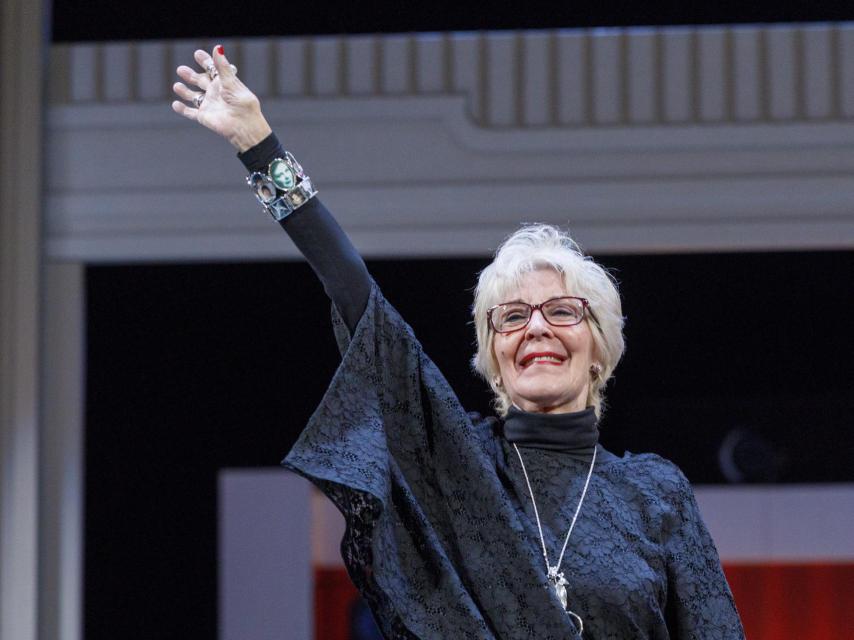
[
  {"xmin": 85, "ymin": 251, "xmax": 854, "ymax": 638},
  {"xmin": 68, "ymin": 1, "xmax": 854, "ymax": 637},
  {"xmin": 53, "ymin": 0, "xmax": 854, "ymax": 42}
]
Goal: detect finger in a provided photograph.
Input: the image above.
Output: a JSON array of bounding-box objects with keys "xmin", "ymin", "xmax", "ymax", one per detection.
[
  {"xmin": 171, "ymin": 100, "xmax": 199, "ymax": 122},
  {"xmin": 194, "ymin": 48, "xmax": 214, "ymax": 72},
  {"xmin": 211, "ymin": 44, "xmax": 236, "ymax": 81},
  {"xmin": 194, "ymin": 48, "xmax": 222, "ymax": 85},
  {"xmin": 176, "ymin": 65, "xmax": 208, "ymax": 91},
  {"xmin": 172, "ymin": 81, "xmax": 202, "ymax": 103}
]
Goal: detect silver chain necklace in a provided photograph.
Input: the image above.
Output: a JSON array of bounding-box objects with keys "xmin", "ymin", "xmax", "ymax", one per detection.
[{"xmin": 513, "ymin": 443, "xmax": 597, "ymax": 636}]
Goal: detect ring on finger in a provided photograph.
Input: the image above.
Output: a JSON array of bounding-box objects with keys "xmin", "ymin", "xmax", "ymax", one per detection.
[
  {"xmin": 205, "ymin": 63, "xmax": 238, "ymax": 80},
  {"xmin": 193, "ymin": 92, "xmax": 205, "ymax": 108}
]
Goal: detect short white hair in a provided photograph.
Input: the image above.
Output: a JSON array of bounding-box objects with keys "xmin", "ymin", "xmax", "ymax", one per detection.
[{"xmin": 471, "ymin": 224, "xmax": 625, "ymax": 418}]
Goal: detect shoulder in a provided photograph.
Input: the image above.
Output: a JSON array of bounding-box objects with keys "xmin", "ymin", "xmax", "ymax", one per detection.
[
  {"xmin": 621, "ymin": 451, "xmax": 690, "ymax": 482},
  {"xmin": 465, "ymin": 411, "xmax": 503, "ymax": 458},
  {"xmin": 601, "ymin": 452, "xmax": 706, "ymax": 541},
  {"xmin": 466, "ymin": 411, "xmax": 502, "ymax": 443},
  {"xmin": 602, "ymin": 451, "xmax": 696, "ymax": 506}
]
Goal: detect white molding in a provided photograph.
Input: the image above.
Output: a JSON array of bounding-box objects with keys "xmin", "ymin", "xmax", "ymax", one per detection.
[
  {"xmin": 47, "ymin": 96, "xmax": 854, "ymax": 261},
  {"xmin": 44, "ymin": 25, "xmax": 854, "ymax": 261},
  {"xmin": 39, "ymin": 264, "xmax": 85, "ymax": 640},
  {"xmin": 49, "ymin": 25, "xmax": 854, "ymax": 130},
  {"xmin": 0, "ymin": 2, "xmax": 45, "ymax": 640},
  {"xmin": 311, "ymin": 484, "xmax": 854, "ymax": 566},
  {"xmin": 219, "ymin": 471, "xmax": 312, "ymax": 640},
  {"xmin": 695, "ymin": 485, "xmax": 854, "ymax": 562}
]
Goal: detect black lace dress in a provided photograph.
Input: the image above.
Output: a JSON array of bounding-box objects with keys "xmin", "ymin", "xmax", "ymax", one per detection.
[{"xmin": 240, "ymin": 135, "xmax": 745, "ymax": 640}]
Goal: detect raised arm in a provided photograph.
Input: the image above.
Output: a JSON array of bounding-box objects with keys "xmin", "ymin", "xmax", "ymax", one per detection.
[{"xmin": 172, "ymin": 46, "xmax": 370, "ymax": 332}]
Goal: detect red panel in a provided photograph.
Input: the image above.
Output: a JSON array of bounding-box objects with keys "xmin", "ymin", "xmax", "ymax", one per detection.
[
  {"xmin": 315, "ymin": 563, "xmax": 854, "ymax": 640},
  {"xmin": 723, "ymin": 563, "xmax": 854, "ymax": 640},
  {"xmin": 314, "ymin": 567, "xmax": 361, "ymax": 640}
]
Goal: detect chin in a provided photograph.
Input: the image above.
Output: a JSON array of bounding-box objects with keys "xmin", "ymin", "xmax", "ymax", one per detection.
[{"xmin": 517, "ymin": 396, "xmax": 573, "ymax": 413}]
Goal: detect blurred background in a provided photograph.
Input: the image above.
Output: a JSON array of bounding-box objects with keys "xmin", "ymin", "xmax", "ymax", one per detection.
[{"xmin": 2, "ymin": 1, "xmax": 853, "ymax": 639}]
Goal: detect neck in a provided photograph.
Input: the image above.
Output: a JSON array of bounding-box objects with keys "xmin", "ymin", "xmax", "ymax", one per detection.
[{"xmin": 502, "ymin": 405, "xmax": 599, "ymax": 452}]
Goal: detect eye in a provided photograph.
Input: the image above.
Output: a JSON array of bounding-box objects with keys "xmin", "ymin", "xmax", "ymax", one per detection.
[
  {"xmin": 545, "ymin": 300, "xmax": 582, "ymax": 321},
  {"xmin": 552, "ymin": 306, "xmax": 579, "ymax": 317},
  {"xmin": 497, "ymin": 304, "xmax": 529, "ymax": 327},
  {"xmin": 502, "ymin": 309, "xmax": 527, "ymax": 323}
]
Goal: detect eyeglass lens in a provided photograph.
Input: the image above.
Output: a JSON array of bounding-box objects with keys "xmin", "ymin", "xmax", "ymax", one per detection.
[{"xmin": 492, "ymin": 297, "xmax": 584, "ymax": 332}]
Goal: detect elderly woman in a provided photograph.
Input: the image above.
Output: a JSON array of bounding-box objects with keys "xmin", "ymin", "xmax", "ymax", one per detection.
[{"xmin": 173, "ymin": 47, "xmax": 745, "ymax": 639}]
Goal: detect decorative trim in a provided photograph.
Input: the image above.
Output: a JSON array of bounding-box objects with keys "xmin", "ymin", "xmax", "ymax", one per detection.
[
  {"xmin": 49, "ymin": 24, "xmax": 854, "ymax": 129},
  {"xmin": 45, "ymin": 96, "xmax": 854, "ymax": 261}
]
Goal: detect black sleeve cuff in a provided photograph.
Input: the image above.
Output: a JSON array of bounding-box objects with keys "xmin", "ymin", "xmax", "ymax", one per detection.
[{"xmin": 237, "ymin": 132, "xmax": 284, "ymax": 172}]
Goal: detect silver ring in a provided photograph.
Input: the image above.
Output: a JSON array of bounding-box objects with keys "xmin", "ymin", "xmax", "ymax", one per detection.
[
  {"xmin": 205, "ymin": 63, "xmax": 237, "ymax": 80},
  {"xmin": 193, "ymin": 92, "xmax": 205, "ymax": 108}
]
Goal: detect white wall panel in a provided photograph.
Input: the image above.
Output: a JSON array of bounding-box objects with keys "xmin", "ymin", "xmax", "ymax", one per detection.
[
  {"xmin": 102, "ymin": 43, "xmax": 132, "ymax": 102},
  {"xmin": 766, "ymin": 27, "xmax": 797, "ymax": 120},
  {"xmin": 310, "ymin": 485, "xmax": 854, "ymax": 566},
  {"xmin": 626, "ymin": 30, "xmax": 657, "ymax": 124},
  {"xmin": 803, "ymin": 26, "xmax": 833, "ymax": 119},
  {"xmin": 697, "ymin": 28, "xmax": 727, "ymax": 122},
  {"xmin": 732, "ymin": 27, "xmax": 762, "ymax": 121},
  {"xmin": 135, "ymin": 41, "xmax": 167, "ymax": 101},
  {"xmin": 240, "ymin": 39, "xmax": 273, "ymax": 97},
  {"xmin": 449, "ymin": 32, "xmax": 481, "ymax": 121},
  {"xmin": 521, "ymin": 31, "xmax": 551, "ymax": 126},
  {"xmin": 381, "ymin": 34, "xmax": 411, "ymax": 94},
  {"xmin": 485, "ymin": 32, "xmax": 517, "ymax": 126},
  {"xmin": 220, "ymin": 471, "xmax": 312, "ymax": 640},
  {"xmin": 69, "ymin": 45, "xmax": 97, "ymax": 102},
  {"xmin": 696, "ymin": 485, "xmax": 854, "ymax": 561},
  {"xmin": 590, "ymin": 30, "xmax": 621, "ymax": 125},
  {"xmin": 556, "ymin": 31, "xmax": 587, "ymax": 125},
  {"xmin": 346, "ymin": 35, "xmax": 375, "ymax": 95},
  {"xmin": 415, "ymin": 33, "xmax": 445, "ymax": 93},
  {"xmin": 838, "ymin": 25, "xmax": 854, "ymax": 118},
  {"xmin": 312, "ymin": 36, "xmax": 341, "ymax": 96},
  {"xmin": 275, "ymin": 38, "xmax": 307, "ymax": 95},
  {"xmin": 661, "ymin": 28, "xmax": 693, "ymax": 123}
]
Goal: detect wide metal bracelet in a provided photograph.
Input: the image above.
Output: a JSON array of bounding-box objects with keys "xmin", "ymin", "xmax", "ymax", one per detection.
[
  {"xmin": 246, "ymin": 152, "xmax": 318, "ymax": 222},
  {"xmin": 262, "ymin": 178, "xmax": 318, "ymax": 221}
]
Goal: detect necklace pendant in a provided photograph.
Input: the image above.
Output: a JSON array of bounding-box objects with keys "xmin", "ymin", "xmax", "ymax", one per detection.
[
  {"xmin": 548, "ymin": 568, "xmax": 569, "ymax": 610},
  {"xmin": 554, "ymin": 581, "xmax": 568, "ymax": 610}
]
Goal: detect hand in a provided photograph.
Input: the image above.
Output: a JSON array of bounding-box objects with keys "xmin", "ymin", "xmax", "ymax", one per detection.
[{"xmin": 172, "ymin": 45, "xmax": 272, "ymax": 152}]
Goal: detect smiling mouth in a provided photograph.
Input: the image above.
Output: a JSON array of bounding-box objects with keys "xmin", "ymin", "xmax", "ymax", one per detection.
[{"xmin": 519, "ymin": 352, "xmax": 567, "ymax": 368}]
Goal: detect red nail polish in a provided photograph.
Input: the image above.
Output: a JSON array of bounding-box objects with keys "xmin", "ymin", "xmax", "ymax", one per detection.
[{"xmin": 216, "ymin": 45, "xmax": 224, "ymax": 56}]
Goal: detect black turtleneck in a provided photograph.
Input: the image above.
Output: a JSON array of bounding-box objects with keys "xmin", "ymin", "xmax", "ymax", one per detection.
[{"xmin": 502, "ymin": 406, "xmax": 599, "ymax": 454}]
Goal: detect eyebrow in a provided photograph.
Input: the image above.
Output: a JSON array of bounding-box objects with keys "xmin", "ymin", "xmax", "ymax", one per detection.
[{"xmin": 497, "ymin": 295, "xmax": 573, "ymax": 305}]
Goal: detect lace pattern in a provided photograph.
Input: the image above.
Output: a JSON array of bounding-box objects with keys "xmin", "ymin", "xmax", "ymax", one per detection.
[{"xmin": 283, "ymin": 282, "xmax": 744, "ymax": 639}]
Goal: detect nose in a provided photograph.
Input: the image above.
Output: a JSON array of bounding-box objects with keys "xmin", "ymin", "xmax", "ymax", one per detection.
[{"xmin": 524, "ymin": 308, "xmax": 553, "ymax": 338}]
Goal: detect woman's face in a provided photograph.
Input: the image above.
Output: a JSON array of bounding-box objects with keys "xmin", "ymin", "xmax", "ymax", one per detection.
[{"xmin": 492, "ymin": 268, "xmax": 596, "ymax": 414}]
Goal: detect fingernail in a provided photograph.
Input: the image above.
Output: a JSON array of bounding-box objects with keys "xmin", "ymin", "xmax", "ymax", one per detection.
[{"xmin": 216, "ymin": 45, "xmax": 224, "ymax": 56}]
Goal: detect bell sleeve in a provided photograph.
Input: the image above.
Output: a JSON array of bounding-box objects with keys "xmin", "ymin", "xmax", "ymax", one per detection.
[
  {"xmin": 282, "ymin": 279, "xmax": 509, "ymax": 639},
  {"xmin": 663, "ymin": 469, "xmax": 746, "ymax": 640}
]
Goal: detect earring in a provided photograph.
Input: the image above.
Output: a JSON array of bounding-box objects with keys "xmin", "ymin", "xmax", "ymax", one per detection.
[
  {"xmin": 590, "ymin": 363, "xmax": 602, "ymax": 378},
  {"xmin": 492, "ymin": 375, "xmax": 502, "ymax": 388}
]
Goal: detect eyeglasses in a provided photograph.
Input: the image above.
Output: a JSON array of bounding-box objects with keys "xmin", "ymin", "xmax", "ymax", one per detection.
[{"xmin": 487, "ymin": 296, "xmax": 591, "ymax": 333}]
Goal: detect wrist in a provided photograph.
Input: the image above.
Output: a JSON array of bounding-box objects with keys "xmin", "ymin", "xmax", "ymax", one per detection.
[
  {"xmin": 237, "ymin": 132, "xmax": 282, "ymax": 172},
  {"xmin": 246, "ymin": 150, "xmax": 318, "ymax": 222},
  {"xmin": 228, "ymin": 112, "xmax": 273, "ymax": 153}
]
